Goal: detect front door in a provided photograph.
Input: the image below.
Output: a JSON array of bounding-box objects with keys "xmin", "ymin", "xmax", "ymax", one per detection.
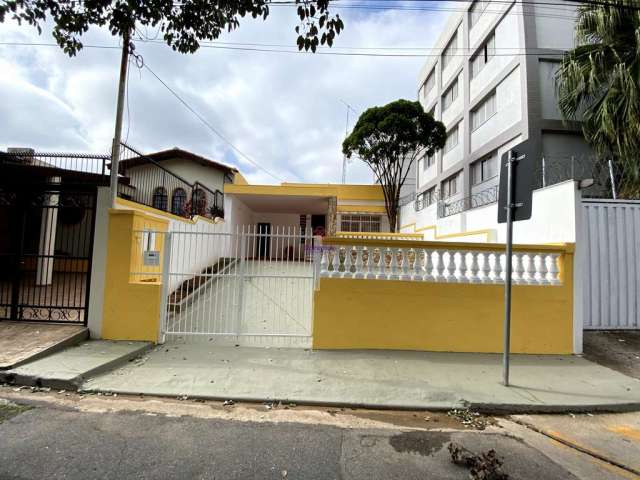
[
  {"xmin": 257, "ymin": 223, "xmax": 271, "ymax": 259},
  {"xmin": 311, "ymin": 215, "xmax": 326, "ymax": 237}
]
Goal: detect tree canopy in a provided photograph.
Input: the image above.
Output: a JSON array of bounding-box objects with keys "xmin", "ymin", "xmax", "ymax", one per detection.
[
  {"xmin": 555, "ymin": 0, "xmax": 640, "ymax": 198},
  {"xmin": 0, "ymin": 0, "xmax": 344, "ymax": 56},
  {"xmin": 343, "ymin": 99, "xmax": 446, "ymax": 231}
]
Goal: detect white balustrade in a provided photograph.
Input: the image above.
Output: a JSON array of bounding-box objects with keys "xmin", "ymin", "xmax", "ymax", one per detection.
[{"xmin": 317, "ymin": 243, "xmax": 564, "ymax": 286}]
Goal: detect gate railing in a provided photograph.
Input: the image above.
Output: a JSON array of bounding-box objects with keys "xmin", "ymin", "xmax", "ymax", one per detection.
[{"xmin": 146, "ymin": 226, "xmax": 318, "ymax": 345}]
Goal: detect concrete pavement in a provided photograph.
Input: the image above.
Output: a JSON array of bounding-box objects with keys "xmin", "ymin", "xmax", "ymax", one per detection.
[
  {"xmin": 0, "ymin": 340, "xmax": 152, "ymax": 390},
  {"xmin": 83, "ymin": 344, "xmax": 640, "ymax": 411}
]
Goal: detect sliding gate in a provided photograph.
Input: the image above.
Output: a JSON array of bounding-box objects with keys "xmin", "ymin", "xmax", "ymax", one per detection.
[{"xmin": 161, "ymin": 227, "xmax": 317, "ymax": 347}]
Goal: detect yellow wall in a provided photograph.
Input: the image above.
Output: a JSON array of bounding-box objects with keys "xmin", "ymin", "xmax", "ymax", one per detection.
[
  {"xmin": 224, "ymin": 182, "xmax": 384, "ymax": 201},
  {"xmin": 313, "ymin": 246, "xmax": 574, "ymax": 354},
  {"xmin": 101, "ymin": 209, "xmax": 167, "ymax": 342}
]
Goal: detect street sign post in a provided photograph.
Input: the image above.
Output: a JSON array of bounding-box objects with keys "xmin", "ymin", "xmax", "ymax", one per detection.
[{"xmin": 497, "ymin": 141, "xmax": 534, "ymax": 386}]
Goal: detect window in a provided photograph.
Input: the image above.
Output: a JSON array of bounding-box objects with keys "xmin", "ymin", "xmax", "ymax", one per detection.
[
  {"xmin": 442, "ymin": 172, "xmax": 460, "ymax": 199},
  {"xmin": 340, "ymin": 214, "xmax": 381, "ymax": 233},
  {"xmin": 470, "ymin": 33, "xmax": 495, "ymax": 79},
  {"xmin": 422, "ymin": 187, "xmax": 437, "ymax": 207},
  {"xmin": 442, "ymin": 78, "xmax": 459, "ymax": 111},
  {"xmin": 152, "ymin": 186, "xmax": 168, "ymax": 211},
  {"xmin": 469, "ymin": 0, "xmax": 489, "ymax": 27},
  {"xmin": 192, "ymin": 188, "xmax": 207, "ymax": 216},
  {"xmin": 428, "ymin": 106, "xmax": 436, "ymax": 119},
  {"xmin": 471, "ymin": 91, "xmax": 497, "ymax": 130},
  {"xmin": 472, "ymin": 153, "xmax": 499, "ymax": 185},
  {"xmin": 420, "ymin": 69, "xmax": 436, "ymax": 99},
  {"xmin": 442, "ymin": 32, "xmax": 457, "ymax": 70},
  {"xmin": 423, "ymin": 152, "xmax": 436, "ymax": 170},
  {"xmin": 171, "ymin": 188, "xmax": 187, "ymax": 215},
  {"xmin": 444, "ymin": 125, "xmax": 459, "ymax": 153}
]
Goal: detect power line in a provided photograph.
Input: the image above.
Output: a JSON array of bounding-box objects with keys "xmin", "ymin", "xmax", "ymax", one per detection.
[
  {"xmin": 0, "ymin": 41, "xmax": 567, "ymax": 58},
  {"xmin": 140, "ymin": 62, "xmax": 285, "ymax": 182}
]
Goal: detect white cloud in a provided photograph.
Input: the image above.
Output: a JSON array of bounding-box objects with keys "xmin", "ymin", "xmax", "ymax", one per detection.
[{"xmin": 0, "ymin": 5, "xmax": 448, "ymax": 184}]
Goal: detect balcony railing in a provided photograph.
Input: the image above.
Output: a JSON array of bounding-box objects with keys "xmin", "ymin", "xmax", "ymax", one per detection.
[
  {"xmin": 0, "ymin": 150, "xmax": 110, "ymax": 183},
  {"xmin": 117, "ymin": 143, "xmax": 224, "ymax": 219}
]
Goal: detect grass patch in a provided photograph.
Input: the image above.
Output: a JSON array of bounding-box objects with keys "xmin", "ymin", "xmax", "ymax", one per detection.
[{"xmin": 0, "ymin": 400, "xmax": 32, "ymax": 424}]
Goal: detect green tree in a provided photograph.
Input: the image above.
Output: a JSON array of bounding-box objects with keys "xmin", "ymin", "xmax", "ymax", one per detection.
[
  {"xmin": 0, "ymin": 0, "xmax": 344, "ymax": 55},
  {"xmin": 555, "ymin": 0, "xmax": 640, "ymax": 198},
  {"xmin": 343, "ymin": 99, "xmax": 446, "ymax": 232}
]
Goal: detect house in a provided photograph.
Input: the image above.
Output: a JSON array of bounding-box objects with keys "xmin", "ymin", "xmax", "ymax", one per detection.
[
  {"xmin": 117, "ymin": 146, "xmax": 236, "ymax": 219},
  {"xmin": 224, "ymin": 181, "xmax": 389, "ymax": 238},
  {"xmin": 403, "ymin": 0, "xmax": 599, "ymax": 241}
]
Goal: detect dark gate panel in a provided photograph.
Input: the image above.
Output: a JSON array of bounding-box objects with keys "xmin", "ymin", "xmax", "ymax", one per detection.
[{"xmin": 0, "ymin": 186, "xmax": 96, "ymax": 324}]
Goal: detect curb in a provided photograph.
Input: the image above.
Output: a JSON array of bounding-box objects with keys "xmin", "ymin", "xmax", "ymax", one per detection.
[{"xmin": 73, "ymin": 388, "xmax": 640, "ymax": 414}]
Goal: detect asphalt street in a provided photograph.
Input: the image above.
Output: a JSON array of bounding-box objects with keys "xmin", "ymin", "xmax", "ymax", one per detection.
[{"xmin": 1, "ymin": 391, "xmax": 634, "ymax": 480}]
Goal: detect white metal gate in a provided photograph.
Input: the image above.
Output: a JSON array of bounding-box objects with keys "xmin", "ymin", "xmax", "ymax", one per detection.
[
  {"xmin": 582, "ymin": 199, "xmax": 640, "ymax": 329},
  {"xmin": 160, "ymin": 226, "xmax": 317, "ymax": 347}
]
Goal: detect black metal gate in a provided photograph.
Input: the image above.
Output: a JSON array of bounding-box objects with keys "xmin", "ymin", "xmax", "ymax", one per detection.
[{"xmin": 0, "ymin": 185, "xmax": 97, "ymax": 324}]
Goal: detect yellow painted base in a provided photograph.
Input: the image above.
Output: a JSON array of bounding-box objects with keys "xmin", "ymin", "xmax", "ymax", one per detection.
[
  {"xmin": 101, "ymin": 209, "xmax": 168, "ymax": 342},
  {"xmin": 312, "ymin": 271, "xmax": 574, "ymax": 355}
]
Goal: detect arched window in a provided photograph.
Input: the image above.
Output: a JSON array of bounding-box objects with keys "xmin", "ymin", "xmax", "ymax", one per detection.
[
  {"xmin": 152, "ymin": 186, "xmax": 168, "ymax": 211},
  {"xmin": 192, "ymin": 188, "xmax": 206, "ymax": 216},
  {"xmin": 171, "ymin": 188, "xmax": 187, "ymax": 215}
]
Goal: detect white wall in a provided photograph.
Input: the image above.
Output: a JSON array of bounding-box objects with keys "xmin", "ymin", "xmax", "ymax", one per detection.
[
  {"xmin": 401, "ymin": 180, "xmax": 578, "ymax": 245},
  {"xmin": 469, "ymin": 0, "xmax": 514, "ymax": 48},
  {"xmin": 157, "ymin": 158, "xmax": 227, "ymax": 193},
  {"xmin": 534, "ymin": 3, "xmax": 577, "ymax": 50},
  {"xmin": 470, "ymin": 7, "xmax": 521, "ymax": 102},
  {"xmin": 441, "ymin": 24, "xmax": 463, "ymax": 87},
  {"xmin": 418, "ymin": 161, "xmax": 438, "ymax": 189},
  {"xmin": 471, "ymin": 66, "xmax": 522, "ymax": 153},
  {"xmin": 87, "ymin": 187, "xmax": 111, "ymax": 339}
]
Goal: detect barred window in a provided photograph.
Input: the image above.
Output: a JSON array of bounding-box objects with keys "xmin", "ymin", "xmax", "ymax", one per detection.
[
  {"xmin": 171, "ymin": 188, "xmax": 187, "ymax": 215},
  {"xmin": 340, "ymin": 214, "xmax": 382, "ymax": 233},
  {"xmin": 152, "ymin": 186, "xmax": 168, "ymax": 211}
]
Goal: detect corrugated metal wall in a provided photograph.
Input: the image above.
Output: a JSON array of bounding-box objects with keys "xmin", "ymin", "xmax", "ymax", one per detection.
[{"xmin": 583, "ymin": 199, "xmax": 640, "ymax": 329}]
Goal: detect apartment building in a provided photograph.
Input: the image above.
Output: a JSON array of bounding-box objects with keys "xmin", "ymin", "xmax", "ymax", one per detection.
[{"xmin": 413, "ymin": 0, "xmax": 593, "ymax": 218}]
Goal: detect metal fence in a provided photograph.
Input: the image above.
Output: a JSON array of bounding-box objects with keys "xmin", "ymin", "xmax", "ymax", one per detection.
[
  {"xmin": 155, "ymin": 226, "xmax": 318, "ymax": 347},
  {"xmin": 582, "ymin": 199, "xmax": 640, "ymax": 329},
  {"xmin": 117, "ymin": 143, "xmax": 225, "ymax": 219},
  {"xmin": 438, "ymin": 185, "xmax": 499, "ymax": 218},
  {"xmin": 0, "ymin": 150, "xmax": 109, "ymax": 180}
]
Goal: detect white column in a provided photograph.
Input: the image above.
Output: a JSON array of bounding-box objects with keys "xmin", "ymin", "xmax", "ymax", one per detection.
[{"xmin": 36, "ymin": 177, "xmax": 61, "ymax": 286}]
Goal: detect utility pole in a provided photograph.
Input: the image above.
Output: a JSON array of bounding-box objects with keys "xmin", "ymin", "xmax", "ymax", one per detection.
[
  {"xmin": 339, "ymin": 99, "xmax": 356, "ymax": 184},
  {"xmin": 109, "ymin": 30, "xmax": 131, "ymax": 207}
]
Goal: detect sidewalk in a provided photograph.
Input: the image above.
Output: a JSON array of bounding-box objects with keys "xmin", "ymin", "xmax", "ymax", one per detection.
[{"xmin": 83, "ymin": 344, "xmax": 640, "ymax": 412}]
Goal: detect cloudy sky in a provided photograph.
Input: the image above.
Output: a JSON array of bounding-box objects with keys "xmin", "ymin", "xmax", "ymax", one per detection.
[{"xmin": 0, "ymin": 3, "xmax": 450, "ymax": 184}]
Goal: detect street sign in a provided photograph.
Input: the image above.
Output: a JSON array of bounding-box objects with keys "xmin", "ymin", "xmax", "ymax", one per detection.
[
  {"xmin": 496, "ymin": 140, "xmax": 535, "ymax": 387},
  {"xmin": 497, "ymin": 140, "xmax": 535, "ymax": 224}
]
